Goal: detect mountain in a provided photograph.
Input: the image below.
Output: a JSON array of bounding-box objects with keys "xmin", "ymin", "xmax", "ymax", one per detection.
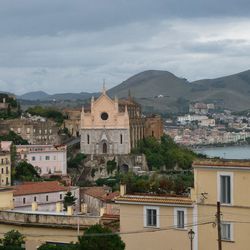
[
  {"xmin": 18, "ymin": 91, "xmax": 95, "ymax": 101},
  {"xmin": 19, "ymin": 91, "xmax": 50, "ymax": 100},
  {"xmin": 17, "ymin": 69, "xmax": 250, "ymax": 113},
  {"xmin": 108, "ymin": 69, "xmax": 250, "ymax": 113}
]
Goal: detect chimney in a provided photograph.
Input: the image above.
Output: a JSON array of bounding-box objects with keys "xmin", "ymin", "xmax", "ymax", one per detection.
[
  {"xmin": 32, "ymin": 202, "xmax": 38, "ymax": 211},
  {"xmin": 120, "ymin": 184, "xmax": 126, "ymax": 196},
  {"xmin": 56, "ymin": 202, "xmax": 62, "ymax": 213},
  {"xmin": 100, "ymin": 207, "xmax": 106, "ymax": 217},
  {"xmin": 67, "ymin": 206, "xmax": 73, "ymax": 216}
]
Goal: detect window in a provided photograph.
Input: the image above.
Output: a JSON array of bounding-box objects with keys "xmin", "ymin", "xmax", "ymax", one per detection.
[
  {"xmin": 177, "ymin": 210, "xmax": 185, "ymax": 228},
  {"xmin": 174, "ymin": 208, "xmax": 187, "ymax": 229},
  {"xmin": 100, "ymin": 112, "xmax": 109, "ymax": 120},
  {"xmin": 34, "ymin": 196, "xmax": 37, "ymax": 202},
  {"xmin": 144, "ymin": 206, "xmax": 159, "ymax": 228},
  {"xmin": 23, "ymin": 198, "xmax": 26, "ymax": 204},
  {"xmin": 1, "ymin": 168, "xmax": 3, "ymax": 174},
  {"xmin": 60, "ymin": 194, "xmax": 63, "ymax": 200},
  {"xmin": 45, "ymin": 156, "xmax": 50, "ymax": 160},
  {"xmin": 218, "ymin": 173, "xmax": 233, "ymax": 204},
  {"xmin": 46, "ymin": 195, "xmax": 49, "ymax": 202},
  {"xmin": 87, "ymin": 134, "xmax": 90, "ymax": 144},
  {"xmin": 120, "ymin": 134, "xmax": 123, "ymax": 144},
  {"xmin": 221, "ymin": 223, "xmax": 233, "ymax": 241},
  {"xmin": 32, "ymin": 156, "xmax": 36, "ymax": 161}
]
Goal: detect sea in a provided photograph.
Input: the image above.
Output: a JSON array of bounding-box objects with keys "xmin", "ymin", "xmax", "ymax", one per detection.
[{"xmin": 194, "ymin": 145, "xmax": 250, "ymax": 160}]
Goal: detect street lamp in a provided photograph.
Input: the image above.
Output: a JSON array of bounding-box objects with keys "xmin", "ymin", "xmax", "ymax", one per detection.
[{"xmin": 188, "ymin": 229, "xmax": 195, "ymax": 250}]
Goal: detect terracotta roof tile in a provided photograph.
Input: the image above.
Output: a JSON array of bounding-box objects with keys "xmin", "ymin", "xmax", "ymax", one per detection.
[
  {"xmin": 193, "ymin": 160, "xmax": 250, "ymax": 168},
  {"xmin": 83, "ymin": 187, "xmax": 109, "ymax": 199},
  {"xmin": 116, "ymin": 194, "xmax": 193, "ymax": 205},
  {"xmin": 13, "ymin": 181, "xmax": 68, "ymax": 196},
  {"xmin": 83, "ymin": 187, "xmax": 119, "ymax": 202}
]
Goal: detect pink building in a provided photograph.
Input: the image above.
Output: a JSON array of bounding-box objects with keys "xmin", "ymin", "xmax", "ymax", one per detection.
[{"xmin": 16, "ymin": 144, "xmax": 67, "ymax": 176}]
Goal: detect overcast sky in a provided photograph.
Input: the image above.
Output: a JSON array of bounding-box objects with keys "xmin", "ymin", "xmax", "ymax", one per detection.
[{"xmin": 0, "ymin": 0, "xmax": 250, "ymax": 94}]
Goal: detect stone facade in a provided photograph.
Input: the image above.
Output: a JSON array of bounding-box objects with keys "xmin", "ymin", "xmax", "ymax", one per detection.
[
  {"xmin": 0, "ymin": 118, "xmax": 60, "ymax": 145},
  {"xmin": 81, "ymin": 89, "xmax": 130, "ymax": 155},
  {"xmin": 63, "ymin": 109, "xmax": 81, "ymax": 137},
  {"xmin": 144, "ymin": 114, "xmax": 163, "ymax": 140},
  {"xmin": 119, "ymin": 97, "xmax": 145, "ymax": 149}
]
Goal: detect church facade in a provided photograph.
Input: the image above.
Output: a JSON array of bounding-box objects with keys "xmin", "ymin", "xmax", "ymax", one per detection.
[{"xmin": 80, "ymin": 90, "xmax": 131, "ymax": 155}]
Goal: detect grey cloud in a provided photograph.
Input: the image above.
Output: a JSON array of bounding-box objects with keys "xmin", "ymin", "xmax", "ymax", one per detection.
[{"xmin": 0, "ymin": 0, "xmax": 250, "ymax": 36}]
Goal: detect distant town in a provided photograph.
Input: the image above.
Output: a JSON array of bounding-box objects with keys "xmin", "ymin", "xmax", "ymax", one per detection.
[{"xmin": 165, "ymin": 102, "xmax": 250, "ymax": 146}]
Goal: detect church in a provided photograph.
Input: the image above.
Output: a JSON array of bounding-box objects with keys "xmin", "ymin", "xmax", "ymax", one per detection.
[{"xmin": 80, "ymin": 88, "xmax": 131, "ymax": 155}]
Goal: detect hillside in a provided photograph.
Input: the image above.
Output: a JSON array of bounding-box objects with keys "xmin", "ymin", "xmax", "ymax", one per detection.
[
  {"xmin": 108, "ymin": 70, "xmax": 250, "ymax": 113},
  {"xmin": 17, "ymin": 69, "xmax": 250, "ymax": 113},
  {"xmin": 19, "ymin": 91, "xmax": 94, "ymax": 101}
]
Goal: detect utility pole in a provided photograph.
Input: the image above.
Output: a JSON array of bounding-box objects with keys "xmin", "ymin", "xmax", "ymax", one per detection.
[{"xmin": 216, "ymin": 201, "xmax": 222, "ymax": 250}]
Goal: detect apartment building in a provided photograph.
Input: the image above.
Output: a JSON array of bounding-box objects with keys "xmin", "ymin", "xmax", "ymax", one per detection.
[
  {"xmin": 16, "ymin": 144, "xmax": 67, "ymax": 176},
  {"xmin": 192, "ymin": 160, "xmax": 250, "ymax": 250},
  {"xmin": 116, "ymin": 185, "xmax": 196, "ymax": 250},
  {"xmin": 0, "ymin": 150, "xmax": 11, "ymax": 186},
  {"xmin": 0, "ymin": 118, "xmax": 60, "ymax": 145},
  {"xmin": 117, "ymin": 160, "xmax": 250, "ymax": 250}
]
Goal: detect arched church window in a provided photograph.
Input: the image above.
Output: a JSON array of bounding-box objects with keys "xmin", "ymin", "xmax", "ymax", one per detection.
[
  {"xmin": 87, "ymin": 134, "xmax": 90, "ymax": 144},
  {"xmin": 103, "ymin": 142, "xmax": 107, "ymax": 154},
  {"xmin": 120, "ymin": 134, "xmax": 123, "ymax": 144}
]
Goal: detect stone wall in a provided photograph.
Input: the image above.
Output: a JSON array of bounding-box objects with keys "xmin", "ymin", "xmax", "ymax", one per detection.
[{"xmin": 0, "ymin": 210, "xmax": 100, "ymax": 228}]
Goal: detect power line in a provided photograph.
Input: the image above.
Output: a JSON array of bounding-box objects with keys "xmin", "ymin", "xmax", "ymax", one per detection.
[{"xmin": 0, "ymin": 219, "xmax": 214, "ymax": 238}]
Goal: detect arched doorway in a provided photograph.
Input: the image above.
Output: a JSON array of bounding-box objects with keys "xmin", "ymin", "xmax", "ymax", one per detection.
[{"xmin": 102, "ymin": 142, "xmax": 107, "ymax": 154}]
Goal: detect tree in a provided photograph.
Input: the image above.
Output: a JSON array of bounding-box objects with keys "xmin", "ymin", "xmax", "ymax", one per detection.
[
  {"xmin": 14, "ymin": 161, "xmax": 40, "ymax": 181},
  {"xmin": 63, "ymin": 191, "xmax": 77, "ymax": 211},
  {"xmin": 0, "ymin": 230, "xmax": 24, "ymax": 248},
  {"xmin": 106, "ymin": 158, "xmax": 117, "ymax": 174},
  {"xmin": 0, "ymin": 131, "xmax": 29, "ymax": 145},
  {"xmin": 67, "ymin": 153, "xmax": 86, "ymax": 169},
  {"xmin": 77, "ymin": 224, "xmax": 125, "ymax": 250}
]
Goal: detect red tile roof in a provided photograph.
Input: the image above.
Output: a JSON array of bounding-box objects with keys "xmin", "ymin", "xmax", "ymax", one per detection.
[
  {"xmin": 83, "ymin": 187, "xmax": 119, "ymax": 202},
  {"xmin": 13, "ymin": 181, "xmax": 68, "ymax": 196},
  {"xmin": 193, "ymin": 160, "xmax": 250, "ymax": 169},
  {"xmin": 116, "ymin": 194, "xmax": 193, "ymax": 206}
]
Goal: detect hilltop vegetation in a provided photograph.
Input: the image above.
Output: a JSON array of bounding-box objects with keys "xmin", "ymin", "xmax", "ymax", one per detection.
[
  {"xmin": 0, "ymin": 93, "xmax": 21, "ymax": 119},
  {"xmin": 0, "ymin": 131, "xmax": 29, "ymax": 145},
  {"xmin": 133, "ymin": 135, "xmax": 200, "ymax": 170},
  {"xmin": 26, "ymin": 106, "xmax": 65, "ymax": 125}
]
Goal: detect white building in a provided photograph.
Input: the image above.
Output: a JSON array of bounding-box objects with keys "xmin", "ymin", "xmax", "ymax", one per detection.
[
  {"xmin": 16, "ymin": 144, "xmax": 67, "ymax": 176},
  {"xmin": 13, "ymin": 181, "xmax": 80, "ymax": 212},
  {"xmin": 177, "ymin": 115, "xmax": 208, "ymax": 125}
]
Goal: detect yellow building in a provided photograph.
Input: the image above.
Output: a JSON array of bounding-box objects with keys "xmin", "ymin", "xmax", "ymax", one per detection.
[
  {"xmin": 0, "ymin": 151, "xmax": 11, "ymax": 186},
  {"xmin": 0, "ymin": 187, "xmax": 14, "ymax": 210},
  {"xmin": 193, "ymin": 160, "xmax": 250, "ymax": 250},
  {"xmin": 116, "ymin": 185, "xmax": 196, "ymax": 250},
  {"xmin": 117, "ymin": 160, "xmax": 250, "ymax": 250}
]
